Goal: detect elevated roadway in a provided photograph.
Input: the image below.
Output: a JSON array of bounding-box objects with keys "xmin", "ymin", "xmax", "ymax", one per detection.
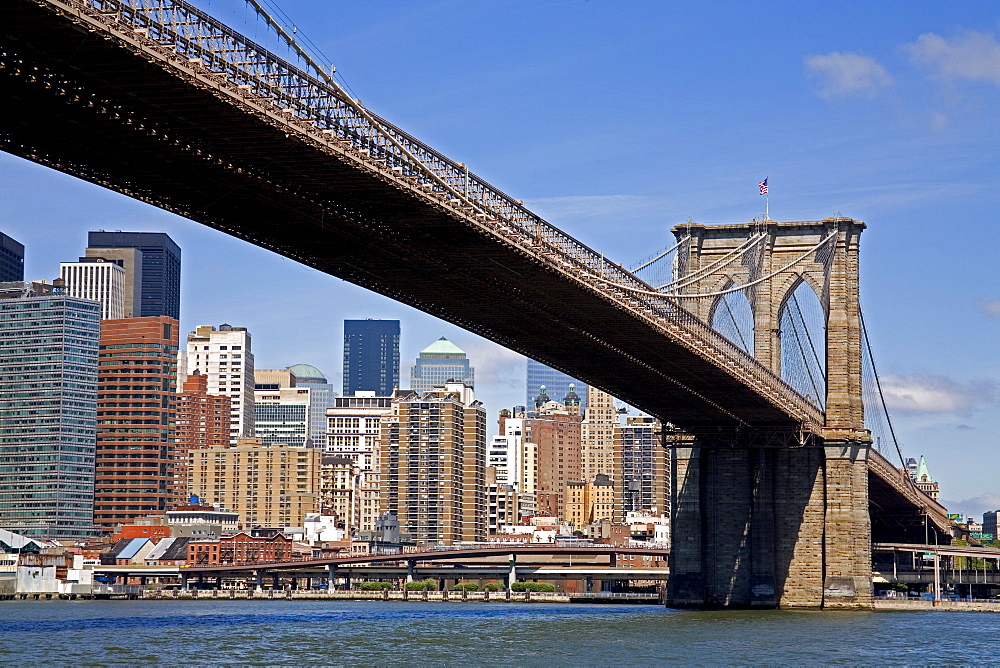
[{"xmin": 1, "ymin": 0, "xmax": 820, "ymax": 429}]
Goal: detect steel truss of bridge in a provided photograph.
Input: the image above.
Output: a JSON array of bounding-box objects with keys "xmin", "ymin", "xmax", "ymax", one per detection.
[
  {"xmin": 0, "ymin": 0, "xmax": 952, "ymax": 609},
  {"xmin": 2, "ymin": 0, "xmax": 821, "ymax": 429}
]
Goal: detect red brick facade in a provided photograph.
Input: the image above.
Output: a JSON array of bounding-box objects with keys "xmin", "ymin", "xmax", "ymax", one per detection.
[
  {"xmin": 187, "ymin": 532, "xmax": 311, "ymax": 566},
  {"xmin": 174, "ymin": 373, "xmax": 230, "ymax": 505},
  {"xmin": 531, "ymin": 413, "xmax": 582, "ymax": 519},
  {"xmin": 95, "ymin": 317, "xmax": 178, "ymax": 529}
]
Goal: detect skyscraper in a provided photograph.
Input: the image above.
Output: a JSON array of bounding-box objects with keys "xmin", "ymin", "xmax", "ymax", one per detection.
[
  {"xmin": 60, "ymin": 256, "xmax": 127, "ymax": 319},
  {"xmin": 0, "ymin": 232, "xmax": 24, "ymax": 282},
  {"xmin": 410, "ymin": 337, "xmax": 474, "ymax": 393},
  {"xmin": 613, "ymin": 415, "xmax": 668, "ymax": 523},
  {"xmin": 83, "ymin": 247, "xmax": 142, "ymax": 318},
  {"xmin": 94, "ymin": 317, "xmax": 178, "ymax": 529},
  {"xmin": 525, "ymin": 359, "xmax": 587, "ymax": 413},
  {"xmin": 185, "ymin": 324, "xmax": 255, "ymax": 443},
  {"xmin": 87, "ymin": 231, "xmax": 181, "ymax": 319},
  {"xmin": 581, "ymin": 386, "xmax": 618, "ymax": 482},
  {"xmin": 324, "ymin": 392, "xmax": 393, "ymax": 534},
  {"xmin": 343, "ymin": 319, "xmax": 400, "ymax": 396},
  {"xmin": 0, "ymin": 282, "xmax": 102, "ymax": 540},
  {"xmin": 380, "ymin": 382, "xmax": 486, "ymax": 544}
]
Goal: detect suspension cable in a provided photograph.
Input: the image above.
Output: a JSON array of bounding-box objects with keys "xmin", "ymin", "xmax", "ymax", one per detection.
[
  {"xmin": 655, "ymin": 233, "xmax": 767, "ymax": 291},
  {"xmin": 241, "ymin": 0, "xmax": 489, "ymax": 214},
  {"xmin": 859, "ymin": 307, "xmax": 908, "ymax": 470},
  {"xmin": 631, "ymin": 235, "xmax": 691, "ymax": 273},
  {"xmin": 786, "ymin": 299, "xmax": 822, "ymax": 406},
  {"xmin": 589, "ymin": 231, "xmax": 837, "ymax": 299}
]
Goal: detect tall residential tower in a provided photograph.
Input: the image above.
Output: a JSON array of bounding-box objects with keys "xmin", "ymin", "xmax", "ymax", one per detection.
[
  {"xmin": 94, "ymin": 317, "xmax": 178, "ymax": 529},
  {"xmin": 185, "ymin": 324, "xmax": 255, "ymax": 442}
]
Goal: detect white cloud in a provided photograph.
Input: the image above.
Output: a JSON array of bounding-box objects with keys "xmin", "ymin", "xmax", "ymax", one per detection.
[
  {"xmin": 804, "ymin": 52, "xmax": 892, "ymax": 100},
  {"xmin": 904, "ymin": 30, "xmax": 1000, "ymax": 86},
  {"xmin": 461, "ymin": 339, "xmax": 525, "ymax": 393},
  {"xmin": 881, "ymin": 374, "xmax": 996, "ymax": 415},
  {"xmin": 984, "ymin": 299, "xmax": 1000, "ymax": 319}
]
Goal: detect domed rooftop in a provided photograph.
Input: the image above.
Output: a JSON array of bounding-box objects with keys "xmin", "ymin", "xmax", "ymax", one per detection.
[{"xmin": 288, "ymin": 363, "xmax": 327, "ymax": 384}]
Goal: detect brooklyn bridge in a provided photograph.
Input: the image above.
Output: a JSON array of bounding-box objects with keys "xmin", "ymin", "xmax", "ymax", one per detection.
[{"xmin": 0, "ymin": 0, "xmax": 949, "ymax": 608}]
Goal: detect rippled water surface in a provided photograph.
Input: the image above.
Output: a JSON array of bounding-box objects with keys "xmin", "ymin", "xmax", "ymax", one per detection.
[{"xmin": 0, "ymin": 600, "xmax": 995, "ymax": 665}]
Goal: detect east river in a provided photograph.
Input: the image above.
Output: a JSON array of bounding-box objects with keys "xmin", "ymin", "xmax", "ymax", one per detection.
[{"xmin": 0, "ymin": 600, "xmax": 993, "ymax": 665}]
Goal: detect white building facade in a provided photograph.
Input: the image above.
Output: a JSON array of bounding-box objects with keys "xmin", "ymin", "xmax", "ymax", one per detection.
[
  {"xmin": 325, "ymin": 392, "xmax": 394, "ymax": 534},
  {"xmin": 185, "ymin": 324, "xmax": 255, "ymax": 443},
  {"xmin": 59, "ymin": 258, "xmax": 126, "ymax": 319}
]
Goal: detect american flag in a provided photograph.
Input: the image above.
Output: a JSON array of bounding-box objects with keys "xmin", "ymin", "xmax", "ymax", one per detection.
[{"xmin": 759, "ymin": 178, "xmax": 768, "ymax": 195}]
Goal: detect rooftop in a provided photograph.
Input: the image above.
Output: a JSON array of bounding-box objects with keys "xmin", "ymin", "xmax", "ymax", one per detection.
[{"xmin": 419, "ymin": 337, "xmax": 466, "ymax": 358}]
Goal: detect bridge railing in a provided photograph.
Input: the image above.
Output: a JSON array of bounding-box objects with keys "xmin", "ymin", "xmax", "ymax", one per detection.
[{"xmin": 75, "ymin": 0, "xmax": 821, "ymax": 422}]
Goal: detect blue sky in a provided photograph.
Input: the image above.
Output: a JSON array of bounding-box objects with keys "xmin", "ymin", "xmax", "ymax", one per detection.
[{"xmin": 1, "ymin": 1, "xmax": 998, "ymax": 516}]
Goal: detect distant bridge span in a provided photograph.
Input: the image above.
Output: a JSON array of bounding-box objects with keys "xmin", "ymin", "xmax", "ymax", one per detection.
[{"xmin": 182, "ymin": 545, "xmax": 670, "ymax": 576}]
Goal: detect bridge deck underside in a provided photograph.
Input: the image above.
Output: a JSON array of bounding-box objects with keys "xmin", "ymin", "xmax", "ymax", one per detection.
[
  {"xmin": 2, "ymin": 0, "xmax": 806, "ymax": 428},
  {"xmin": 869, "ymin": 451, "xmax": 950, "ymax": 543}
]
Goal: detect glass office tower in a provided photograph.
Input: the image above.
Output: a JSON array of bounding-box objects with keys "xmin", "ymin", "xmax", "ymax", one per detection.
[
  {"xmin": 0, "ymin": 282, "xmax": 102, "ymax": 539},
  {"xmin": 0, "ymin": 232, "xmax": 24, "ymax": 283},
  {"xmin": 343, "ymin": 319, "xmax": 400, "ymax": 396},
  {"xmin": 87, "ymin": 231, "xmax": 181, "ymax": 319},
  {"xmin": 525, "ymin": 359, "xmax": 587, "ymax": 411},
  {"xmin": 410, "ymin": 337, "xmax": 474, "ymax": 393}
]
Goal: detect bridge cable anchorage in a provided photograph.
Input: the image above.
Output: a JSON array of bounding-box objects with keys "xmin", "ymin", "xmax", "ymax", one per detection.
[{"xmin": 239, "ymin": 0, "xmax": 490, "ymax": 215}]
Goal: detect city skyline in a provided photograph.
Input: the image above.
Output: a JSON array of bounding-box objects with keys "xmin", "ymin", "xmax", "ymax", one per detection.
[{"xmin": 1, "ymin": 0, "xmax": 998, "ymax": 518}]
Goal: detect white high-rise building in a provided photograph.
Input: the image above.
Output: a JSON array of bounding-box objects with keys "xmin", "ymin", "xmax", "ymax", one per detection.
[
  {"xmin": 59, "ymin": 257, "xmax": 126, "ymax": 319},
  {"xmin": 324, "ymin": 391, "xmax": 393, "ymax": 534},
  {"xmin": 83, "ymin": 247, "xmax": 142, "ymax": 318},
  {"xmin": 185, "ymin": 324, "xmax": 255, "ymax": 443},
  {"xmin": 492, "ymin": 412, "xmax": 536, "ymax": 495}
]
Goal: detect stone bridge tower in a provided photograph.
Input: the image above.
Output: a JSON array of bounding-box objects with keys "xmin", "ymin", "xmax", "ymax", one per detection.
[{"xmin": 666, "ymin": 218, "xmax": 872, "ymax": 609}]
